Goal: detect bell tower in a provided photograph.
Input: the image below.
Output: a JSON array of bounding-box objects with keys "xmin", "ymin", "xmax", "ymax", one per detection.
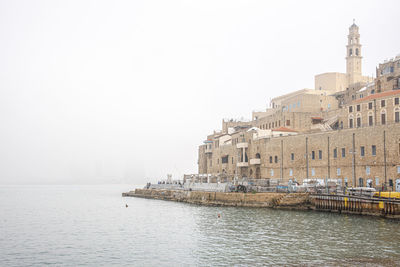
[{"xmin": 346, "ymin": 19, "xmax": 362, "ymax": 84}]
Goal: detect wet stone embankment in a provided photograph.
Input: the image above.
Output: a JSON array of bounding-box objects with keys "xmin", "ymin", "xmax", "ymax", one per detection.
[
  {"xmin": 122, "ymin": 189, "xmax": 311, "ymax": 208},
  {"xmin": 123, "ymin": 189, "xmax": 400, "ymax": 219}
]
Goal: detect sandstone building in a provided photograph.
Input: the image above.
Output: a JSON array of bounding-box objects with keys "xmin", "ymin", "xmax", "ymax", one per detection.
[{"xmin": 197, "ymin": 22, "xmax": 400, "ymax": 191}]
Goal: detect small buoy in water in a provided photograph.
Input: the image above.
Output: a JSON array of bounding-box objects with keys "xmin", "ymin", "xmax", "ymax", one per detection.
[
  {"xmin": 126, "ymin": 204, "xmax": 128, "ymax": 208},
  {"xmin": 217, "ymin": 213, "xmax": 221, "ymax": 218}
]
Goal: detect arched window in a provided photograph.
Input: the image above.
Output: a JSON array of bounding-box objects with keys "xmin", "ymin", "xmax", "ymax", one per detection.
[
  {"xmin": 381, "ymin": 109, "xmax": 386, "ymax": 125},
  {"xmin": 348, "ymin": 114, "xmax": 354, "ymax": 128},
  {"xmin": 349, "ymin": 49, "xmax": 353, "ymax": 56},
  {"xmin": 356, "ymin": 113, "xmax": 362, "ymax": 127},
  {"xmin": 368, "ymin": 111, "xmax": 374, "ymax": 126},
  {"xmin": 356, "ymin": 48, "xmax": 359, "ymax": 56},
  {"xmin": 395, "ymin": 107, "xmax": 400, "ymax": 123},
  {"xmin": 255, "ymin": 153, "xmax": 261, "ymax": 159}
]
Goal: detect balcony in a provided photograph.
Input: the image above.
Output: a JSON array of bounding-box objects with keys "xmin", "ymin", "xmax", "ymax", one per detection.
[
  {"xmin": 250, "ymin": 158, "xmax": 261, "ymax": 165},
  {"xmin": 205, "ymin": 147, "xmax": 212, "ymax": 154},
  {"xmin": 236, "ymin": 142, "xmax": 248, "ymax": 149},
  {"xmin": 237, "ymin": 162, "xmax": 249, "ymax": 167}
]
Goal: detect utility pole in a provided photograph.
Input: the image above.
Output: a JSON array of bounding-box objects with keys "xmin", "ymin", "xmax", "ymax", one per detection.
[
  {"xmin": 306, "ymin": 137, "xmax": 309, "ymax": 179},
  {"xmin": 374, "ymin": 99, "xmax": 377, "ymax": 126},
  {"xmin": 352, "ymin": 133, "xmax": 356, "ymax": 187},
  {"xmin": 327, "ymin": 136, "xmax": 330, "ymax": 180},
  {"xmin": 281, "ymin": 139, "xmax": 284, "ymax": 182},
  {"xmin": 384, "ymin": 130, "xmax": 387, "ymax": 188}
]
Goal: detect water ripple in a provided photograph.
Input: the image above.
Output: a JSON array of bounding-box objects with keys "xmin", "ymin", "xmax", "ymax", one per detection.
[{"xmin": 0, "ymin": 185, "xmax": 399, "ymax": 266}]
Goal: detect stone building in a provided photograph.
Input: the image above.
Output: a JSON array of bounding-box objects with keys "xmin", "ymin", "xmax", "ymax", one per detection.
[
  {"xmin": 197, "ymin": 22, "xmax": 400, "ymax": 191},
  {"xmin": 375, "ymin": 56, "xmax": 400, "ymax": 93}
]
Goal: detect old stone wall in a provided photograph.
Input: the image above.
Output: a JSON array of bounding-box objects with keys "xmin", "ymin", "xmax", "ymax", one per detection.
[
  {"xmin": 129, "ymin": 189, "xmax": 310, "ymax": 208},
  {"xmin": 199, "ymin": 124, "xmax": 400, "ymax": 188}
]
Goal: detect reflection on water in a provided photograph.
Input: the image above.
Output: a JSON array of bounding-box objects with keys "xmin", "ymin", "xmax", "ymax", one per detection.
[{"xmin": 0, "ymin": 185, "xmax": 399, "ymax": 266}]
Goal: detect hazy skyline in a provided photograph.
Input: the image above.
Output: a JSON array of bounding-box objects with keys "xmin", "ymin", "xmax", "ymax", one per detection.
[{"xmin": 1, "ymin": 0, "xmax": 399, "ymax": 184}]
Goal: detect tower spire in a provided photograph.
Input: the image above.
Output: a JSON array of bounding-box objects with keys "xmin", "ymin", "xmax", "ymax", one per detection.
[{"xmin": 346, "ymin": 21, "xmax": 362, "ymax": 84}]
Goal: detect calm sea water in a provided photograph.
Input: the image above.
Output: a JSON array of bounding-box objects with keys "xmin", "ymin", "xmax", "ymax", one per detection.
[{"xmin": 0, "ymin": 184, "xmax": 399, "ymax": 266}]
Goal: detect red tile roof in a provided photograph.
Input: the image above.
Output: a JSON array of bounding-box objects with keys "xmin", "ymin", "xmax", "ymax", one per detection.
[
  {"xmin": 356, "ymin": 90, "xmax": 400, "ymax": 103},
  {"xmin": 311, "ymin": 117, "xmax": 323, "ymax": 120},
  {"xmin": 272, "ymin": 126, "xmax": 297, "ymax": 132}
]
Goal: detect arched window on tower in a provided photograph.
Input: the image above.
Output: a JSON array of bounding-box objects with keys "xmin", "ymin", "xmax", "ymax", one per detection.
[
  {"xmin": 356, "ymin": 48, "xmax": 359, "ymax": 56},
  {"xmin": 349, "ymin": 49, "xmax": 353, "ymax": 56}
]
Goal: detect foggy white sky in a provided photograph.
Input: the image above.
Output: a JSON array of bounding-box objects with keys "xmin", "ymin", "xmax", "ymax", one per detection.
[{"xmin": 0, "ymin": 0, "xmax": 399, "ymax": 184}]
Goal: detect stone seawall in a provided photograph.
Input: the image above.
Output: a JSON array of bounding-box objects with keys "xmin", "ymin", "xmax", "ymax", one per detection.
[
  {"xmin": 122, "ymin": 189, "xmax": 311, "ymax": 208},
  {"xmin": 123, "ymin": 189, "xmax": 400, "ymax": 219}
]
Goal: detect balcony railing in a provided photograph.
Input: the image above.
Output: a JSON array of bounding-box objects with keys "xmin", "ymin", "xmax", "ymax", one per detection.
[
  {"xmin": 236, "ymin": 142, "xmax": 248, "ymax": 149},
  {"xmin": 250, "ymin": 158, "xmax": 261, "ymax": 165},
  {"xmin": 237, "ymin": 162, "xmax": 249, "ymax": 167}
]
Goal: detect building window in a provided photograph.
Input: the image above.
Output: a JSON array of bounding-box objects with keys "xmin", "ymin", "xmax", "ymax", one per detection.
[
  {"xmin": 356, "ymin": 48, "xmax": 359, "ymax": 55},
  {"xmin": 349, "ymin": 106, "xmax": 353, "ymax": 113},
  {"xmin": 232, "ymin": 157, "xmax": 234, "ymax": 164},
  {"xmin": 312, "ymin": 151, "xmax": 315, "ymax": 160},
  {"xmin": 381, "ymin": 100, "xmax": 386, "ymax": 107},
  {"xmin": 360, "ymin": 146, "xmax": 365, "ymax": 157},
  {"xmin": 366, "ymin": 166, "xmax": 370, "ymax": 175},
  {"xmin": 342, "ymin": 148, "xmax": 346, "ymax": 158},
  {"xmin": 372, "ymin": 145, "xmax": 376, "ymax": 156},
  {"xmin": 395, "ymin": 97, "xmax": 399, "ymax": 105},
  {"xmin": 368, "ymin": 102, "xmax": 373, "ymax": 110},
  {"xmin": 375, "ymin": 177, "xmax": 380, "ymax": 186},
  {"xmin": 357, "ymin": 104, "xmax": 361, "ymax": 112},
  {"xmin": 369, "ymin": 115, "xmax": 373, "ymax": 126},
  {"xmin": 311, "ymin": 168, "xmax": 315, "ymax": 176},
  {"xmin": 270, "ymin": 169, "xmax": 274, "ymax": 177},
  {"xmin": 274, "ymin": 156, "xmax": 278, "ymax": 163},
  {"xmin": 337, "ymin": 168, "xmax": 341, "ymax": 176},
  {"xmin": 269, "ymin": 156, "xmax": 272, "ymax": 163},
  {"xmin": 221, "ymin": 156, "xmax": 228, "ymax": 164},
  {"xmin": 318, "ymin": 150, "xmax": 322, "ymax": 160},
  {"xmin": 289, "ymin": 169, "xmax": 293, "ymax": 176},
  {"xmin": 333, "ymin": 148, "xmax": 337, "ymax": 158},
  {"xmin": 286, "ymin": 120, "xmax": 290, "ymax": 126},
  {"xmin": 381, "ymin": 113, "xmax": 386, "ymax": 125},
  {"xmin": 395, "ymin": 109, "xmax": 400, "ymax": 123},
  {"xmin": 349, "ymin": 118, "xmax": 353, "ymax": 128},
  {"xmin": 291, "ymin": 153, "xmax": 294, "ymax": 161},
  {"xmin": 357, "ymin": 117, "xmax": 361, "ymax": 127},
  {"xmin": 397, "ymin": 166, "xmax": 400, "ymax": 174}
]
